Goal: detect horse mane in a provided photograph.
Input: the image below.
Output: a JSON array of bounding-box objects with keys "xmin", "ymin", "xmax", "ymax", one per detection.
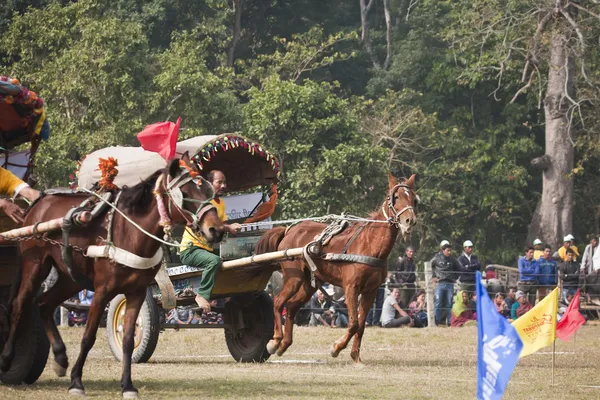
[{"xmin": 119, "ymin": 169, "xmax": 163, "ymax": 214}]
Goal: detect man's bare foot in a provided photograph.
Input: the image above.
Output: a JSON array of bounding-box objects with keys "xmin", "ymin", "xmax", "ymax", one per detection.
[{"xmin": 195, "ymin": 295, "xmax": 211, "ymax": 312}]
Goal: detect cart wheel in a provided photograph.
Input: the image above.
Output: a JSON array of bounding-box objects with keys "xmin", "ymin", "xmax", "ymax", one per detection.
[
  {"xmin": 224, "ymin": 292, "xmax": 274, "ymax": 363},
  {"xmin": 107, "ymin": 289, "xmax": 160, "ymax": 363},
  {"xmin": 0, "ymin": 303, "xmax": 50, "ymax": 385}
]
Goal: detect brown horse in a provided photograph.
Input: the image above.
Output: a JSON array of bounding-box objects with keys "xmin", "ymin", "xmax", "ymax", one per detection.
[
  {"xmin": 0, "ymin": 153, "xmax": 225, "ymax": 398},
  {"xmin": 255, "ymin": 174, "xmax": 417, "ymax": 363}
]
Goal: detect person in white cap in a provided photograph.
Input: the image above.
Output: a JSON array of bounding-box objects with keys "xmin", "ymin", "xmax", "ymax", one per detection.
[
  {"xmin": 533, "ymin": 238, "xmax": 544, "ymax": 260},
  {"xmin": 567, "ymin": 234, "xmax": 580, "ymax": 258},
  {"xmin": 558, "ymin": 235, "xmax": 579, "ymax": 262},
  {"xmin": 457, "ymin": 240, "xmax": 481, "ymax": 294}
]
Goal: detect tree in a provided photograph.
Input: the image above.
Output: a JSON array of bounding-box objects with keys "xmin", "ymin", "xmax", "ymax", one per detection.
[{"xmin": 438, "ymin": 0, "xmax": 600, "ymax": 249}]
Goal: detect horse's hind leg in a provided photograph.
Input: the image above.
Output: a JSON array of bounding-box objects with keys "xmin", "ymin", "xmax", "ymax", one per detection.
[
  {"xmin": 267, "ymin": 264, "xmax": 304, "ymax": 355},
  {"xmin": 120, "ymin": 289, "xmax": 146, "ymax": 399},
  {"xmin": 0, "ymin": 254, "xmax": 47, "ymax": 372},
  {"xmin": 276, "ymin": 280, "xmax": 316, "ymax": 357},
  {"xmin": 37, "ymin": 268, "xmax": 80, "ymax": 377},
  {"xmin": 330, "ymin": 285, "xmax": 360, "ymax": 359},
  {"xmin": 349, "ymin": 289, "xmax": 378, "ymax": 364},
  {"xmin": 69, "ymin": 287, "xmax": 113, "ymax": 397}
]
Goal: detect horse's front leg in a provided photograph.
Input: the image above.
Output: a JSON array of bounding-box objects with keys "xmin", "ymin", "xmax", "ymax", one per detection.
[
  {"xmin": 120, "ymin": 289, "xmax": 146, "ymax": 399},
  {"xmin": 276, "ymin": 282, "xmax": 315, "ymax": 357},
  {"xmin": 267, "ymin": 266, "xmax": 303, "ymax": 355},
  {"xmin": 69, "ymin": 288, "xmax": 113, "ymax": 397},
  {"xmin": 350, "ymin": 289, "xmax": 378, "ymax": 364},
  {"xmin": 330, "ymin": 285, "xmax": 359, "ymax": 358}
]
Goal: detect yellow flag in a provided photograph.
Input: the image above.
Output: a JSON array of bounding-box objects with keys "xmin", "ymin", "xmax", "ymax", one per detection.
[{"xmin": 511, "ymin": 287, "xmax": 558, "ymax": 358}]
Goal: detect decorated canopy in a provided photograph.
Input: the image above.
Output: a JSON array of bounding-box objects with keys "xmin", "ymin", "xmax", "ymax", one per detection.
[
  {"xmin": 77, "ymin": 134, "xmax": 280, "ymax": 192},
  {"xmin": 0, "ymin": 76, "xmax": 50, "ymax": 181}
]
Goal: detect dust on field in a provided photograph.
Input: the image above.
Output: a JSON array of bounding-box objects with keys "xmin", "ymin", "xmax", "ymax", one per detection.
[{"xmin": 2, "ymin": 325, "xmax": 600, "ymax": 399}]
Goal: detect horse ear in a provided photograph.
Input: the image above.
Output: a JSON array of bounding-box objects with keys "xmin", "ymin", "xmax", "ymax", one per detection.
[
  {"xmin": 168, "ymin": 158, "xmax": 181, "ymax": 178},
  {"xmin": 388, "ymin": 173, "xmax": 399, "ymax": 190},
  {"xmin": 406, "ymin": 174, "xmax": 417, "ymax": 188},
  {"xmin": 180, "ymin": 151, "xmax": 191, "ymax": 165}
]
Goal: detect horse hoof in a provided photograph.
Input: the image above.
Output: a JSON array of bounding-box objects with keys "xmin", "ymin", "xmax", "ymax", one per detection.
[
  {"xmin": 68, "ymin": 388, "xmax": 86, "ymax": 397},
  {"xmin": 330, "ymin": 345, "xmax": 340, "ymax": 358},
  {"xmin": 123, "ymin": 390, "xmax": 139, "ymax": 399},
  {"xmin": 53, "ymin": 360, "xmax": 67, "ymax": 377},
  {"xmin": 266, "ymin": 340, "xmax": 279, "ymax": 355},
  {"xmin": 275, "ymin": 347, "xmax": 287, "ymax": 357}
]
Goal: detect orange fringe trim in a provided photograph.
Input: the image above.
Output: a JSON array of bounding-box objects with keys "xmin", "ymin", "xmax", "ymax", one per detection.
[{"xmin": 98, "ymin": 157, "xmax": 119, "ymax": 191}]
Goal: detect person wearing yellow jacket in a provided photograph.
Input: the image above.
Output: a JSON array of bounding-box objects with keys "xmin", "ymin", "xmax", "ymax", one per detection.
[{"xmin": 0, "ymin": 167, "xmax": 40, "ymax": 223}]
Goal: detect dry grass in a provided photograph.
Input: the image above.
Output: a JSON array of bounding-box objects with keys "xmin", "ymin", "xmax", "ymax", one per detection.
[{"xmin": 2, "ymin": 324, "xmax": 600, "ymax": 399}]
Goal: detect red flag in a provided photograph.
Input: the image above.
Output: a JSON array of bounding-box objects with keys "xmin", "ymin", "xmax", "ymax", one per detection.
[
  {"xmin": 137, "ymin": 117, "xmax": 181, "ymax": 161},
  {"xmin": 556, "ymin": 289, "xmax": 586, "ymax": 342}
]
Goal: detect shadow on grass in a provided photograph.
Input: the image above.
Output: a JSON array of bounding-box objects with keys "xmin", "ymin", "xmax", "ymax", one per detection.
[{"xmin": 9, "ymin": 377, "xmax": 366, "ymax": 399}]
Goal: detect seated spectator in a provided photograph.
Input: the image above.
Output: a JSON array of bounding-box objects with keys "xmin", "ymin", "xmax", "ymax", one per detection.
[
  {"xmin": 78, "ymin": 289, "xmax": 94, "ymax": 306},
  {"xmin": 494, "ymin": 293, "xmax": 509, "ymax": 318},
  {"xmin": 518, "ymin": 246, "xmax": 539, "ymax": 304},
  {"xmin": 408, "ymin": 290, "xmax": 428, "ymax": 328},
  {"xmin": 167, "ymin": 306, "xmax": 198, "ymax": 325},
  {"xmin": 504, "ymin": 287, "xmax": 517, "ymax": 311},
  {"xmin": 309, "ymin": 290, "xmax": 334, "ymax": 327},
  {"xmin": 330, "ymin": 296, "xmax": 348, "ymax": 328},
  {"xmin": 381, "ymin": 288, "xmax": 413, "ymax": 328},
  {"xmin": 510, "ymin": 290, "xmax": 532, "ymax": 321},
  {"xmin": 559, "ymin": 248, "xmax": 581, "ymax": 303},
  {"xmin": 450, "ymin": 291, "xmax": 476, "ymax": 327},
  {"xmin": 201, "ymin": 300, "xmax": 223, "ymax": 324},
  {"xmin": 537, "ymin": 245, "xmax": 557, "ymax": 300}
]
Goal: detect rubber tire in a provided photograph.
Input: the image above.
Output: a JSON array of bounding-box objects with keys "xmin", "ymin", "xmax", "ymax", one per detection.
[
  {"xmin": 224, "ymin": 292, "xmax": 274, "ymax": 363},
  {"xmin": 0, "ymin": 304, "xmax": 50, "ymax": 385},
  {"xmin": 106, "ymin": 289, "xmax": 160, "ymax": 364}
]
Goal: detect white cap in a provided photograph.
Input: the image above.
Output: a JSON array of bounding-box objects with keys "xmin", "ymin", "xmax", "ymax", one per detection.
[
  {"xmin": 463, "ymin": 240, "xmax": 473, "ymax": 247},
  {"xmin": 533, "ymin": 238, "xmax": 542, "ymax": 245},
  {"xmin": 563, "ymin": 236, "xmax": 571, "ymax": 242},
  {"xmin": 566, "ymin": 234, "xmax": 575, "ymax": 241},
  {"xmin": 440, "ymin": 240, "xmax": 450, "ymax": 248}
]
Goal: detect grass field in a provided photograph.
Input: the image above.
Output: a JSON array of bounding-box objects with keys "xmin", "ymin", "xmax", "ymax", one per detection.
[{"xmin": 2, "ymin": 323, "xmax": 600, "ymax": 399}]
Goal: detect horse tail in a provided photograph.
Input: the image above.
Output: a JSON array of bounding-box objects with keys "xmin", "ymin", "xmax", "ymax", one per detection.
[
  {"xmin": 254, "ymin": 226, "xmax": 287, "ymax": 255},
  {"xmin": 236, "ymin": 227, "xmax": 288, "ymax": 282}
]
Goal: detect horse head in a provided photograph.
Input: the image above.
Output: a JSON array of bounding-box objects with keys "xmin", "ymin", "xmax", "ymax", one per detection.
[
  {"xmin": 165, "ymin": 152, "xmax": 225, "ymax": 244},
  {"xmin": 384, "ymin": 173, "xmax": 418, "ymax": 238}
]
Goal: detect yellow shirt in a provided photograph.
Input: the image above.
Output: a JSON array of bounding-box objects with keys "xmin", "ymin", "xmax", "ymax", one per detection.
[
  {"xmin": 558, "ymin": 245, "xmax": 580, "ymax": 262},
  {"xmin": 533, "ymin": 250, "xmax": 544, "ymax": 260},
  {"xmin": 0, "ymin": 167, "xmax": 25, "ymax": 197},
  {"xmin": 180, "ymin": 198, "xmax": 227, "ymax": 252}
]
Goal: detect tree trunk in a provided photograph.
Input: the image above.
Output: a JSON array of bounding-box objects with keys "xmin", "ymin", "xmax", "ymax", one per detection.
[
  {"xmin": 359, "ymin": 0, "xmax": 381, "ymax": 69},
  {"xmin": 528, "ymin": 32, "xmax": 574, "ymax": 250},
  {"xmin": 383, "ymin": 0, "xmax": 393, "ymax": 70},
  {"xmin": 227, "ymin": 0, "xmax": 243, "ymax": 68}
]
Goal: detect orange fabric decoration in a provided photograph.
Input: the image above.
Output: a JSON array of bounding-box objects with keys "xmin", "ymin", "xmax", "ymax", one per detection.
[
  {"xmin": 98, "ymin": 157, "xmax": 119, "ymax": 191},
  {"xmin": 244, "ymin": 184, "xmax": 278, "ymax": 223},
  {"xmin": 179, "ymin": 160, "xmax": 199, "ymax": 178}
]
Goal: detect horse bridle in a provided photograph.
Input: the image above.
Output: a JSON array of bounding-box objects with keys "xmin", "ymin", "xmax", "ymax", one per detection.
[
  {"xmin": 155, "ymin": 167, "xmax": 216, "ymax": 238},
  {"xmin": 381, "ymin": 183, "xmax": 418, "ymax": 229}
]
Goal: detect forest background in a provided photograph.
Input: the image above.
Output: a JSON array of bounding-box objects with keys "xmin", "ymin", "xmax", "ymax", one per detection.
[{"xmin": 2, "ymin": 0, "xmax": 600, "ymax": 266}]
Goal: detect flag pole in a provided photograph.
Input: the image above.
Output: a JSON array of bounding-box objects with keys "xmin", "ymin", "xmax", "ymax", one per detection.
[{"xmin": 552, "ymin": 340, "xmax": 556, "ymax": 385}]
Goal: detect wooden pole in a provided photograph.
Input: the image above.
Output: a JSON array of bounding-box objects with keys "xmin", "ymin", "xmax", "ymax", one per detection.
[
  {"xmin": 424, "ymin": 261, "xmax": 435, "ymax": 328},
  {"xmin": 0, "ymin": 211, "xmax": 91, "ymax": 239},
  {"xmin": 221, "ymin": 247, "xmax": 304, "ymax": 270},
  {"xmin": 552, "ymin": 340, "xmax": 556, "ymax": 385}
]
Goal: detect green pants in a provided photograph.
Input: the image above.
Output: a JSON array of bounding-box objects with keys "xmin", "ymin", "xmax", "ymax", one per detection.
[{"xmin": 179, "ymin": 246, "xmax": 222, "ymax": 301}]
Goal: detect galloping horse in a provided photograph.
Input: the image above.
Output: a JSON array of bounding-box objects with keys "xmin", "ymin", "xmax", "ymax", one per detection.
[
  {"xmin": 256, "ymin": 174, "xmax": 417, "ymax": 363},
  {"xmin": 0, "ymin": 153, "xmax": 224, "ymax": 398}
]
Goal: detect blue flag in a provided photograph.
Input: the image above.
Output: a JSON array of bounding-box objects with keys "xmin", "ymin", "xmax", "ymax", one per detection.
[{"xmin": 476, "ymin": 271, "xmax": 523, "ymax": 400}]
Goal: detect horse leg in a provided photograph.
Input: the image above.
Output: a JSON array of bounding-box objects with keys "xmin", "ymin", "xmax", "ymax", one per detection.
[
  {"xmin": 266, "ymin": 266, "xmax": 304, "ymax": 355},
  {"xmin": 349, "ymin": 289, "xmax": 378, "ymax": 364},
  {"xmin": 275, "ymin": 282, "xmax": 316, "ymax": 357},
  {"xmin": 69, "ymin": 288, "xmax": 112, "ymax": 397},
  {"xmin": 330, "ymin": 285, "xmax": 359, "ymax": 359},
  {"xmin": 120, "ymin": 290, "xmax": 146, "ymax": 399},
  {"xmin": 0, "ymin": 256, "xmax": 47, "ymax": 372},
  {"xmin": 37, "ymin": 271, "xmax": 79, "ymax": 377}
]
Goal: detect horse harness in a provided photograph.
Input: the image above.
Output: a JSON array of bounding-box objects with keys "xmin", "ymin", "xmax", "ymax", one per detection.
[{"xmin": 302, "ymin": 218, "xmax": 387, "ymax": 288}]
